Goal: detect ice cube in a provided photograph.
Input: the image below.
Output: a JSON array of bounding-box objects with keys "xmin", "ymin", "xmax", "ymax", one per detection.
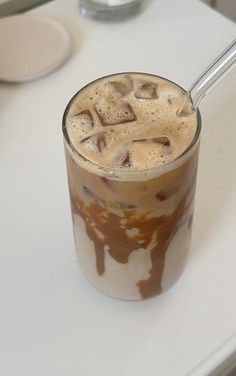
[
  {"xmin": 120, "ymin": 152, "xmax": 131, "ymax": 167},
  {"xmin": 152, "ymin": 136, "xmax": 171, "ymax": 146},
  {"xmin": 71, "ymin": 110, "xmax": 94, "ymax": 128},
  {"xmin": 135, "ymin": 82, "xmax": 158, "ymax": 99},
  {"xmin": 94, "ymin": 99, "xmax": 136, "ymax": 126},
  {"xmin": 83, "ymin": 186, "xmax": 106, "ymax": 207},
  {"xmin": 110, "ymin": 145, "xmax": 132, "ymax": 168},
  {"xmin": 133, "ymin": 136, "xmax": 170, "ymax": 146},
  {"xmin": 80, "ymin": 131, "xmax": 110, "ymax": 152},
  {"xmin": 107, "ymin": 81, "xmax": 132, "ymax": 97},
  {"xmin": 156, "ymin": 186, "xmax": 177, "ymax": 201},
  {"xmin": 177, "ymin": 94, "xmax": 194, "ymax": 117}
]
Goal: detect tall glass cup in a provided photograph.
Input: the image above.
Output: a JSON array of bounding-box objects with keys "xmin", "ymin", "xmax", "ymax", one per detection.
[{"xmin": 62, "ymin": 73, "xmax": 201, "ymax": 300}]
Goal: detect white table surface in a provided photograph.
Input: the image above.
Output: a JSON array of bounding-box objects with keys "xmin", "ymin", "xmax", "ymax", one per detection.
[{"xmin": 1, "ymin": 1, "xmax": 236, "ymax": 375}]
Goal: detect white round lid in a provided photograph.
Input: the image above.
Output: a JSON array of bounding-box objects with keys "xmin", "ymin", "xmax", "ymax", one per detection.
[{"xmin": 0, "ymin": 15, "xmax": 72, "ymax": 82}]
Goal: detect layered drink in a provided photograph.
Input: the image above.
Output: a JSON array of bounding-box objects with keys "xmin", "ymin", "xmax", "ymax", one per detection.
[{"xmin": 63, "ymin": 73, "xmax": 201, "ymax": 300}]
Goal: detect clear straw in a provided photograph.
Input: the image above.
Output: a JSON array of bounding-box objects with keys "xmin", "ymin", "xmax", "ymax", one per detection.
[{"xmin": 178, "ymin": 39, "xmax": 236, "ymax": 116}]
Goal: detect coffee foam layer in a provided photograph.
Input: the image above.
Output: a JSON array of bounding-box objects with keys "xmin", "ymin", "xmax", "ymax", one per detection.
[{"xmin": 66, "ymin": 73, "xmax": 197, "ymax": 171}]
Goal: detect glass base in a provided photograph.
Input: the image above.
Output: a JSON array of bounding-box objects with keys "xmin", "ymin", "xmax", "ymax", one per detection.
[{"xmin": 79, "ymin": 0, "xmax": 144, "ymax": 21}]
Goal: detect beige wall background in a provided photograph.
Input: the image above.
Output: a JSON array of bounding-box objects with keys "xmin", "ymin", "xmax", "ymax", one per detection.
[
  {"xmin": 216, "ymin": 0, "xmax": 236, "ymax": 21},
  {"xmin": 0, "ymin": 0, "xmax": 51, "ymax": 16},
  {"xmin": 202, "ymin": 0, "xmax": 236, "ymax": 22}
]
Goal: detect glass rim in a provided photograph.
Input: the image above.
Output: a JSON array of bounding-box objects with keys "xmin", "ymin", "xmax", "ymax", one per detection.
[
  {"xmin": 81, "ymin": 0, "xmax": 143, "ymax": 8},
  {"xmin": 62, "ymin": 72, "xmax": 201, "ymax": 176}
]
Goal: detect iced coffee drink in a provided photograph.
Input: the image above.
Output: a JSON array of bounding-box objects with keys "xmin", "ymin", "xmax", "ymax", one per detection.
[{"xmin": 63, "ymin": 73, "xmax": 201, "ymax": 300}]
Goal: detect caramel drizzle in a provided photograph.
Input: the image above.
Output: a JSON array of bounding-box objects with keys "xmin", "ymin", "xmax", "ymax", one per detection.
[
  {"xmin": 136, "ymin": 192, "xmax": 190, "ymax": 298},
  {"xmin": 70, "ymin": 187, "xmax": 193, "ymax": 299}
]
